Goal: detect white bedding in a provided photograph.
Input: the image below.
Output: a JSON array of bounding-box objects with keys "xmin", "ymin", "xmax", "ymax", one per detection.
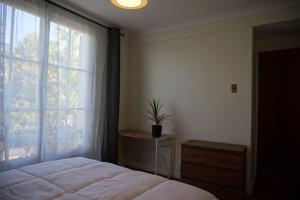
[{"xmin": 0, "ymin": 157, "xmax": 217, "ymax": 200}]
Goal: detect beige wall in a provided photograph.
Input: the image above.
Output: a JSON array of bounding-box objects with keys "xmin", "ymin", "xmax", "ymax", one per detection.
[
  {"xmin": 128, "ymin": 25, "xmax": 253, "ymax": 190},
  {"xmin": 120, "ymin": 4, "xmax": 300, "ymax": 193},
  {"xmin": 119, "ymin": 31, "xmax": 129, "ymax": 129}
]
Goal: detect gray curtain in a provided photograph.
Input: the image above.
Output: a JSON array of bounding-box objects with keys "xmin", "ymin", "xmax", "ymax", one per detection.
[{"xmin": 101, "ymin": 28, "xmax": 120, "ymax": 164}]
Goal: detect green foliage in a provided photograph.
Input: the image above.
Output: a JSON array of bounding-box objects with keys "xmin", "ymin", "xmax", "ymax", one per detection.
[
  {"xmin": 4, "ymin": 22, "xmax": 84, "ymax": 154},
  {"xmin": 0, "ymin": 8, "xmax": 89, "ymax": 159},
  {"xmin": 147, "ymin": 99, "xmax": 170, "ymax": 125}
]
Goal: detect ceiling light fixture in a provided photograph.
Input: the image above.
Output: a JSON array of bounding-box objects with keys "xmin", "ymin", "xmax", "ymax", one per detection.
[{"xmin": 111, "ymin": 0, "xmax": 148, "ymax": 10}]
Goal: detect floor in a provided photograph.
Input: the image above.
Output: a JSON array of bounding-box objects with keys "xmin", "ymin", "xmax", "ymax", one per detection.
[
  {"xmin": 248, "ymin": 169, "xmax": 295, "ymax": 200},
  {"xmin": 126, "ymin": 165, "xmax": 294, "ymax": 200}
]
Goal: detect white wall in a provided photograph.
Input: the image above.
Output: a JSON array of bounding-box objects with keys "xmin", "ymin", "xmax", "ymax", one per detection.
[
  {"xmin": 119, "ymin": 31, "xmax": 129, "ymax": 129},
  {"xmin": 127, "ymin": 25, "xmax": 253, "ymax": 189},
  {"xmin": 121, "ymin": 4, "xmax": 300, "ymax": 193}
]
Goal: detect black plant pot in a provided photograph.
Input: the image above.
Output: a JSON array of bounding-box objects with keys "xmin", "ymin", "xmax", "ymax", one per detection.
[{"xmin": 152, "ymin": 125, "xmax": 162, "ymax": 137}]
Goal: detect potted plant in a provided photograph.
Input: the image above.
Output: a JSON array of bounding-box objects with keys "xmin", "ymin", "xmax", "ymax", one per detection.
[{"xmin": 148, "ymin": 99, "xmax": 170, "ymax": 137}]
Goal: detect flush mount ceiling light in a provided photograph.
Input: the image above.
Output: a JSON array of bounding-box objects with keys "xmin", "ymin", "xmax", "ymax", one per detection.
[{"xmin": 111, "ymin": 0, "xmax": 148, "ymax": 10}]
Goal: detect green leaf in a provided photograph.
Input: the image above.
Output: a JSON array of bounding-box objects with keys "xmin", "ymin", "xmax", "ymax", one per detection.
[{"xmin": 147, "ymin": 98, "xmax": 170, "ymax": 125}]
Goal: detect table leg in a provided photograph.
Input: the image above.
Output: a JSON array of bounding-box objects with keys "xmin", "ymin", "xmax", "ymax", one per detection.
[
  {"xmin": 170, "ymin": 138, "xmax": 174, "ymax": 178},
  {"xmin": 124, "ymin": 137, "xmax": 127, "ymax": 166},
  {"xmin": 155, "ymin": 140, "xmax": 157, "ymax": 175}
]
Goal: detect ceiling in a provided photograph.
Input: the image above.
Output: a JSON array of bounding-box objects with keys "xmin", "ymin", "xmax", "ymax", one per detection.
[{"xmin": 62, "ymin": 0, "xmax": 299, "ymax": 35}]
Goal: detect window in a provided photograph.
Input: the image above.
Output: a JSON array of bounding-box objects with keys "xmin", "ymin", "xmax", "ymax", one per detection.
[
  {"xmin": 45, "ymin": 22, "xmax": 93, "ymax": 159},
  {"xmin": 0, "ymin": 1, "xmax": 104, "ymax": 169},
  {"xmin": 2, "ymin": 6, "xmax": 41, "ymax": 161}
]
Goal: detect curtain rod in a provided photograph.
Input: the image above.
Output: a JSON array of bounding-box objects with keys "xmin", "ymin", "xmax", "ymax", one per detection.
[{"xmin": 46, "ymin": 0, "xmax": 125, "ymax": 37}]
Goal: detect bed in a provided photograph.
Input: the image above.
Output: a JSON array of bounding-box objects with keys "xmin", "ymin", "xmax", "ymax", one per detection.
[{"xmin": 0, "ymin": 157, "xmax": 217, "ymax": 200}]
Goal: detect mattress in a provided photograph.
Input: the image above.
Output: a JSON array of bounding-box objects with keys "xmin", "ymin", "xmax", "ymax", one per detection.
[{"xmin": 0, "ymin": 157, "xmax": 217, "ymax": 200}]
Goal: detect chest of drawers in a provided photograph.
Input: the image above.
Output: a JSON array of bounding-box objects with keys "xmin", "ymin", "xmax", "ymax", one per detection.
[{"xmin": 181, "ymin": 140, "xmax": 246, "ymax": 200}]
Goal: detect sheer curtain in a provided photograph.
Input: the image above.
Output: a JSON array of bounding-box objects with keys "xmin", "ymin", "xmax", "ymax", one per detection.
[{"xmin": 0, "ymin": 0, "xmax": 107, "ymax": 170}]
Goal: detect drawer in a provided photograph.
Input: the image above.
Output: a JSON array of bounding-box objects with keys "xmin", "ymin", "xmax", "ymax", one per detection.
[
  {"xmin": 181, "ymin": 146, "xmax": 244, "ymax": 171},
  {"xmin": 181, "ymin": 178, "xmax": 244, "ymax": 200},
  {"xmin": 181, "ymin": 162, "xmax": 244, "ymax": 189}
]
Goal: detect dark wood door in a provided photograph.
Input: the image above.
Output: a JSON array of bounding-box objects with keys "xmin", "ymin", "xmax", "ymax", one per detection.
[{"xmin": 256, "ymin": 48, "xmax": 300, "ymax": 198}]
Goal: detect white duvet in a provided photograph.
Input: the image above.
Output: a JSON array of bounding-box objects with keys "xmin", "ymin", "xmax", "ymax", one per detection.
[{"xmin": 0, "ymin": 157, "xmax": 217, "ymax": 200}]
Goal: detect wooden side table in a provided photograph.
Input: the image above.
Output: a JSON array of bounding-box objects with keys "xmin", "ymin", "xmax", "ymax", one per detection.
[{"xmin": 119, "ymin": 130, "xmax": 174, "ymax": 178}]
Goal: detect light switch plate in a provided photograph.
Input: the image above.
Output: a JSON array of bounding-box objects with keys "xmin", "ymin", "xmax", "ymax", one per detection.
[{"xmin": 231, "ymin": 84, "xmax": 237, "ymax": 93}]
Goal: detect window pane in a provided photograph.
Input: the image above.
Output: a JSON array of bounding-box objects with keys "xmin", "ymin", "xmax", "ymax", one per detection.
[
  {"xmin": 46, "ymin": 110, "xmax": 85, "ymax": 153},
  {"xmin": 47, "ymin": 69, "xmax": 92, "ymax": 111},
  {"xmin": 48, "ymin": 23, "xmax": 59, "ymax": 65},
  {"xmin": 7, "ymin": 112, "xmax": 38, "ymax": 160},
  {"xmin": 13, "ymin": 9, "xmax": 40, "ymax": 61},
  {"xmin": 59, "ymin": 68, "xmax": 68, "ymax": 109},
  {"xmin": 3, "ymin": 58, "xmax": 9, "ymax": 87},
  {"xmin": 45, "ymin": 111, "xmax": 58, "ymax": 154},
  {"xmin": 58, "ymin": 26, "xmax": 69, "ymax": 66},
  {"xmin": 45, "ymin": 111, "xmax": 58, "ymax": 135},
  {"xmin": 8, "ymin": 60, "xmax": 38, "ymax": 110},
  {"xmin": 71, "ymin": 70, "xmax": 91, "ymax": 109},
  {"xmin": 1, "ymin": 3, "xmax": 41, "ymax": 164},
  {"xmin": 69, "ymin": 69, "xmax": 79, "ymax": 108},
  {"xmin": 9, "ymin": 112, "xmax": 37, "ymax": 135},
  {"xmin": 70, "ymin": 30, "xmax": 80, "ymax": 69},
  {"xmin": 77, "ymin": 71, "xmax": 92, "ymax": 109},
  {"xmin": 46, "ymin": 66, "xmax": 58, "ymax": 109},
  {"xmin": 45, "ymin": 20, "xmax": 95, "ymax": 158},
  {"xmin": 48, "ymin": 22, "xmax": 69, "ymax": 66},
  {"xmin": 57, "ymin": 110, "xmax": 89, "ymax": 152},
  {"xmin": 4, "ymin": 6, "xmax": 12, "ymax": 55}
]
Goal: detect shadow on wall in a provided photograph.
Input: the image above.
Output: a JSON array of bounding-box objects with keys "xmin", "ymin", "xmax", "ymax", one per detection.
[
  {"xmin": 127, "ymin": 47, "xmax": 148, "ymax": 132},
  {"xmin": 168, "ymin": 100, "xmax": 184, "ymax": 178}
]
